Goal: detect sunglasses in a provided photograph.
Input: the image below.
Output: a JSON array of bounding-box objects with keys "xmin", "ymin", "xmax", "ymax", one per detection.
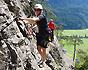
[{"xmin": 35, "ymin": 9, "xmax": 41, "ymax": 11}]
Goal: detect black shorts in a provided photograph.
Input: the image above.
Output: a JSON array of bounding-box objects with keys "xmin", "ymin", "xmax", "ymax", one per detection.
[{"xmin": 36, "ymin": 33, "xmax": 50, "ymax": 48}]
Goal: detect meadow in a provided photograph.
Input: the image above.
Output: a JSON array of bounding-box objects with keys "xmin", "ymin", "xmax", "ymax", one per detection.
[
  {"xmin": 61, "ymin": 29, "xmax": 88, "ymax": 58},
  {"xmin": 63, "ymin": 29, "xmax": 88, "ymax": 36}
]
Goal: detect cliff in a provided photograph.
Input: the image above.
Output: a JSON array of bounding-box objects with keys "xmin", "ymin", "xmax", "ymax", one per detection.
[{"xmin": 0, "ymin": 0, "xmax": 75, "ymax": 70}]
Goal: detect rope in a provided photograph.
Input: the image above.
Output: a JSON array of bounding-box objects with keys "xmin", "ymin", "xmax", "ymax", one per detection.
[
  {"xmin": 0, "ymin": 16, "xmax": 18, "ymax": 32},
  {"xmin": 22, "ymin": 21, "xmax": 36, "ymax": 39}
]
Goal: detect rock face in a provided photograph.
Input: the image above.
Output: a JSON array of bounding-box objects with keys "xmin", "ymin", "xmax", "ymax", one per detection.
[{"xmin": 0, "ymin": 0, "xmax": 75, "ymax": 70}]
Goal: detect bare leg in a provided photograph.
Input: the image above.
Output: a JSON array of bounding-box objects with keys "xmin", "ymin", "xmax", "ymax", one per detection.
[
  {"xmin": 37, "ymin": 45, "xmax": 42, "ymax": 58},
  {"xmin": 37, "ymin": 45, "xmax": 47, "ymax": 62},
  {"xmin": 41, "ymin": 47, "xmax": 46, "ymax": 62}
]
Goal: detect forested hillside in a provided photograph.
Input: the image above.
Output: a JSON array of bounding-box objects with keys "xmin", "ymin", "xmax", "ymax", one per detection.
[{"xmin": 45, "ymin": 0, "xmax": 88, "ymax": 29}]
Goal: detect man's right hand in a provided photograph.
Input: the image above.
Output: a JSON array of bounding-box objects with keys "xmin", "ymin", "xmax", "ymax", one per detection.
[{"xmin": 19, "ymin": 18, "xmax": 23, "ymax": 21}]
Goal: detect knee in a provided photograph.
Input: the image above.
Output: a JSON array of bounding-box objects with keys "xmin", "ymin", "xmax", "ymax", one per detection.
[
  {"xmin": 42, "ymin": 48, "xmax": 46, "ymax": 52},
  {"xmin": 37, "ymin": 45, "xmax": 41, "ymax": 51}
]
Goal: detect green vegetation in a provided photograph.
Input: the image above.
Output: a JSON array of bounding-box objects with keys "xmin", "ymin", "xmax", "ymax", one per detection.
[
  {"xmin": 62, "ymin": 39, "xmax": 88, "ymax": 55},
  {"xmin": 56, "ymin": 61, "xmax": 60, "ymax": 66},
  {"xmin": 75, "ymin": 53, "xmax": 88, "ymax": 70},
  {"xmin": 63, "ymin": 29, "xmax": 88, "ymax": 36},
  {"xmin": 62, "ymin": 29, "xmax": 88, "ymax": 54},
  {"xmin": 45, "ymin": 0, "xmax": 88, "ymax": 29},
  {"xmin": 59, "ymin": 29, "xmax": 88, "ymax": 57},
  {"xmin": 55, "ymin": 29, "xmax": 88, "ymax": 70}
]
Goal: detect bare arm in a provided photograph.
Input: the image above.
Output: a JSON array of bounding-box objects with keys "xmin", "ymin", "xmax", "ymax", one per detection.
[{"xmin": 19, "ymin": 17, "xmax": 40, "ymax": 24}]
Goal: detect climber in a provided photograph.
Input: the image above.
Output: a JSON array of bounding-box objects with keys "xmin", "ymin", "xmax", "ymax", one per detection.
[
  {"xmin": 19, "ymin": 4, "xmax": 50, "ymax": 68},
  {"xmin": 48, "ymin": 19, "xmax": 55, "ymax": 42}
]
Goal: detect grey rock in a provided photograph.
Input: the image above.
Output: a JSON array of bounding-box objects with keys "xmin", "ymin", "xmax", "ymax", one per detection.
[
  {"xmin": 4, "ymin": 0, "xmax": 11, "ymax": 4},
  {"xmin": 0, "ymin": 60, "xmax": 7, "ymax": 70},
  {"xmin": 0, "ymin": 0, "xmax": 75, "ymax": 70}
]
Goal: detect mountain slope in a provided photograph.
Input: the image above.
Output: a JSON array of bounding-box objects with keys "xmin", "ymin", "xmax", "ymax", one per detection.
[
  {"xmin": 45, "ymin": 0, "xmax": 88, "ymax": 29},
  {"xmin": 0, "ymin": 0, "xmax": 74, "ymax": 70}
]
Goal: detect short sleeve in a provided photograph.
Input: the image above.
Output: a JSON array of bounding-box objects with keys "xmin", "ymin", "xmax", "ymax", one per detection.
[{"xmin": 38, "ymin": 14, "xmax": 44, "ymax": 21}]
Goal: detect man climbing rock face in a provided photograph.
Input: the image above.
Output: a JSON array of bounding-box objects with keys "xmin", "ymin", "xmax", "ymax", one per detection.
[{"xmin": 19, "ymin": 4, "xmax": 50, "ymax": 68}]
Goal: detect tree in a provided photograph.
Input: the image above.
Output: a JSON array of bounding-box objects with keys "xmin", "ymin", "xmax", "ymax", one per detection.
[
  {"xmin": 55, "ymin": 30, "xmax": 83, "ymax": 61},
  {"xmin": 75, "ymin": 52, "xmax": 88, "ymax": 70},
  {"xmin": 67, "ymin": 37, "xmax": 83, "ymax": 61},
  {"xmin": 55, "ymin": 23, "xmax": 66, "ymax": 41}
]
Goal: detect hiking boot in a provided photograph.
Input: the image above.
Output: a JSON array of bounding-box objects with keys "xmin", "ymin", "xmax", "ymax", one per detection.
[{"xmin": 38, "ymin": 60, "xmax": 44, "ymax": 68}]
